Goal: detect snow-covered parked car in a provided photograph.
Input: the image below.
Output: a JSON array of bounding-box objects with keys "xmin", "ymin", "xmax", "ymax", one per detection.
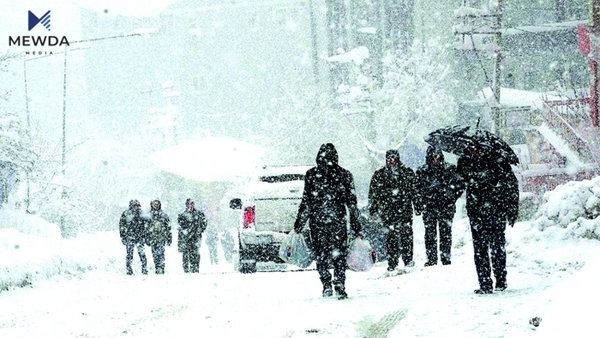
[{"xmin": 229, "ymin": 165, "xmax": 312, "ymax": 273}]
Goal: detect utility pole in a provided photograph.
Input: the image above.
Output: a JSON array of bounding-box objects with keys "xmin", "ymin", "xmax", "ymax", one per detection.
[
  {"xmin": 308, "ymin": 0, "xmax": 320, "ymax": 106},
  {"xmin": 491, "ymin": 0, "xmax": 503, "ymax": 133},
  {"xmin": 591, "ymin": 0, "xmax": 600, "ymax": 127},
  {"xmin": 454, "ymin": 0, "xmax": 504, "ymax": 132}
]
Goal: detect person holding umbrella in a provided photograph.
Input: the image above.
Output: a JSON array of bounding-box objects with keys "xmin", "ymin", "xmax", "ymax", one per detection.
[
  {"xmin": 368, "ymin": 149, "xmax": 418, "ymax": 271},
  {"xmin": 457, "ymin": 142, "xmax": 519, "ymax": 294}
]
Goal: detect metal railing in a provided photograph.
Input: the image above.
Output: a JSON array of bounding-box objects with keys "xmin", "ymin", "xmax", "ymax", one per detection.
[{"xmin": 541, "ymin": 98, "xmax": 598, "ymax": 166}]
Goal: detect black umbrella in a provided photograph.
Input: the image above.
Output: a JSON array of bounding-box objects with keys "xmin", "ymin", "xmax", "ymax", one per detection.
[
  {"xmin": 423, "ymin": 125, "xmax": 472, "ymax": 155},
  {"xmin": 470, "ymin": 129, "xmax": 520, "ymax": 165},
  {"xmin": 424, "ymin": 125, "xmax": 519, "ymax": 165}
]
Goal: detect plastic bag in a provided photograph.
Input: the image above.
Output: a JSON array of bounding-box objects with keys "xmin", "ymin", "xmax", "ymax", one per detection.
[
  {"xmin": 346, "ymin": 238, "xmax": 376, "ymax": 272},
  {"xmin": 278, "ymin": 232, "xmax": 313, "ymax": 268}
]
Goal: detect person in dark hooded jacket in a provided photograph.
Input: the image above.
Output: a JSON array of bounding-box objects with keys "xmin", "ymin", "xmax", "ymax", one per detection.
[
  {"xmin": 368, "ymin": 149, "xmax": 418, "ymax": 271},
  {"xmin": 119, "ymin": 199, "xmax": 148, "ymax": 275},
  {"xmin": 177, "ymin": 198, "xmax": 207, "ymax": 273},
  {"xmin": 294, "ymin": 143, "xmax": 361, "ymax": 300},
  {"xmin": 457, "ymin": 143, "xmax": 519, "ymax": 294},
  {"xmin": 415, "ymin": 146, "xmax": 464, "ymax": 266},
  {"xmin": 146, "ymin": 199, "xmax": 172, "ymax": 274}
]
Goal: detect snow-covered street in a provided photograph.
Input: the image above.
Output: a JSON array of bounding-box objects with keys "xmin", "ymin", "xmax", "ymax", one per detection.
[{"xmin": 2, "ymin": 187, "xmax": 599, "ymax": 337}]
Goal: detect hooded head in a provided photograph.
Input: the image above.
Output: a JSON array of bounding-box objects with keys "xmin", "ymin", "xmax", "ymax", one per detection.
[
  {"xmin": 316, "ymin": 143, "xmax": 339, "ymax": 168},
  {"xmin": 426, "ymin": 146, "xmax": 444, "ymax": 166},
  {"xmin": 151, "ymin": 199, "xmax": 161, "ymax": 211},
  {"xmin": 185, "ymin": 198, "xmax": 195, "ymax": 212},
  {"xmin": 385, "ymin": 149, "xmax": 400, "ymax": 167},
  {"xmin": 129, "ymin": 199, "xmax": 141, "ymax": 210}
]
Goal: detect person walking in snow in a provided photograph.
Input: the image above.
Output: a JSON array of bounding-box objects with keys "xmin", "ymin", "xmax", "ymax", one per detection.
[
  {"xmin": 415, "ymin": 146, "xmax": 464, "ymax": 267},
  {"xmin": 119, "ymin": 199, "xmax": 148, "ymax": 275},
  {"xmin": 294, "ymin": 143, "xmax": 362, "ymax": 300},
  {"xmin": 146, "ymin": 199, "xmax": 172, "ymax": 274},
  {"xmin": 221, "ymin": 230, "xmax": 235, "ymax": 263},
  {"xmin": 368, "ymin": 149, "xmax": 418, "ymax": 271},
  {"xmin": 205, "ymin": 226, "xmax": 220, "ymax": 265},
  {"xmin": 177, "ymin": 198, "xmax": 207, "ymax": 273},
  {"xmin": 457, "ymin": 143, "xmax": 519, "ymax": 294}
]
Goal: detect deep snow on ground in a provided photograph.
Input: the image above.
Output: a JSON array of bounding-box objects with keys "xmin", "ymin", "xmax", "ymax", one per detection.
[{"xmin": 1, "ymin": 177, "xmax": 600, "ymax": 337}]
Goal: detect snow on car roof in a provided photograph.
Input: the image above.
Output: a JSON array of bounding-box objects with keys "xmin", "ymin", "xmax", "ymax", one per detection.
[{"xmin": 257, "ymin": 165, "xmax": 312, "ymax": 176}]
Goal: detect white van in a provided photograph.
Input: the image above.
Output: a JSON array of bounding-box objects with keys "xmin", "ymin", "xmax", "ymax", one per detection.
[{"xmin": 229, "ymin": 165, "xmax": 312, "ymax": 273}]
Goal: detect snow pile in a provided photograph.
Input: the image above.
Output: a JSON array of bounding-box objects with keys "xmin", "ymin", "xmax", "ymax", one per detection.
[
  {"xmin": 0, "ymin": 210, "xmax": 62, "ymax": 238},
  {"xmin": 0, "ymin": 218, "xmax": 122, "ymax": 291},
  {"xmin": 533, "ymin": 177, "xmax": 600, "ymax": 239}
]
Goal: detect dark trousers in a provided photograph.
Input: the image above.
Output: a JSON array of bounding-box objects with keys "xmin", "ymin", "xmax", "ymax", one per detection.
[
  {"xmin": 423, "ymin": 209, "xmax": 454, "ymax": 265},
  {"xmin": 470, "ymin": 218, "xmax": 507, "ymax": 290},
  {"xmin": 315, "ymin": 241, "xmax": 347, "ymax": 289},
  {"xmin": 182, "ymin": 248, "xmax": 200, "ymax": 273},
  {"xmin": 150, "ymin": 245, "xmax": 166, "ymax": 274},
  {"xmin": 125, "ymin": 242, "xmax": 147, "ymax": 274},
  {"xmin": 385, "ymin": 221, "xmax": 413, "ymax": 268}
]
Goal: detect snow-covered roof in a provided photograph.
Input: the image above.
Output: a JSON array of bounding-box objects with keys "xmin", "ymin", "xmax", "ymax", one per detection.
[
  {"xmin": 150, "ymin": 137, "xmax": 265, "ymax": 182},
  {"xmin": 504, "ymin": 20, "xmax": 585, "ymax": 35},
  {"xmin": 478, "ymin": 87, "xmax": 562, "ymax": 109}
]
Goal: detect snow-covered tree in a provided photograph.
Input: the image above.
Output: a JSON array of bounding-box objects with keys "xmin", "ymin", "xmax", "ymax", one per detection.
[{"xmin": 334, "ymin": 38, "xmax": 459, "ymax": 167}]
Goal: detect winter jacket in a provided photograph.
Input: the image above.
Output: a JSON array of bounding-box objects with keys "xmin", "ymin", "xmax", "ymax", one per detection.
[
  {"xmin": 368, "ymin": 161, "xmax": 418, "ymax": 225},
  {"xmin": 457, "ymin": 149, "xmax": 519, "ymax": 226},
  {"xmin": 119, "ymin": 201, "xmax": 147, "ymax": 245},
  {"xmin": 415, "ymin": 147, "xmax": 464, "ymax": 215},
  {"xmin": 177, "ymin": 209, "xmax": 207, "ymax": 252},
  {"xmin": 146, "ymin": 200, "xmax": 172, "ymax": 246},
  {"xmin": 294, "ymin": 143, "xmax": 361, "ymax": 249}
]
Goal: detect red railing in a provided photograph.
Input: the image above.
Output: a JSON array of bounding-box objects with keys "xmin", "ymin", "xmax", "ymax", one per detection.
[{"xmin": 541, "ymin": 98, "xmax": 598, "ymax": 165}]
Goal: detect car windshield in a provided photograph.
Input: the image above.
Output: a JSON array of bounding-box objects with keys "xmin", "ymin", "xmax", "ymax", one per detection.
[{"xmin": 258, "ymin": 174, "xmax": 304, "ymax": 183}]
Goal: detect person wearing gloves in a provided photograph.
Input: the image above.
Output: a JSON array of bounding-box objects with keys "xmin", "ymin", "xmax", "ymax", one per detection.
[
  {"xmin": 294, "ymin": 143, "xmax": 361, "ymax": 300},
  {"xmin": 177, "ymin": 198, "xmax": 207, "ymax": 273},
  {"xmin": 368, "ymin": 149, "xmax": 418, "ymax": 271},
  {"xmin": 146, "ymin": 199, "xmax": 172, "ymax": 274}
]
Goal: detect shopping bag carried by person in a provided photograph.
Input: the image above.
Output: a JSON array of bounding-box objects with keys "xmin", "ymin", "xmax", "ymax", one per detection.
[
  {"xmin": 278, "ymin": 232, "xmax": 313, "ymax": 268},
  {"xmin": 346, "ymin": 237, "xmax": 376, "ymax": 272}
]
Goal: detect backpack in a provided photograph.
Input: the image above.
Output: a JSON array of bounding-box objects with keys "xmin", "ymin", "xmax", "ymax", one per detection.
[{"xmin": 148, "ymin": 219, "xmax": 166, "ymax": 244}]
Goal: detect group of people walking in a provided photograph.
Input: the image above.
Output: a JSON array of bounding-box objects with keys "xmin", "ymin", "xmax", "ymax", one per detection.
[
  {"xmin": 294, "ymin": 142, "xmax": 519, "ymax": 299},
  {"xmin": 120, "ymin": 141, "xmax": 519, "ymax": 299},
  {"xmin": 118, "ymin": 198, "xmax": 207, "ymax": 275}
]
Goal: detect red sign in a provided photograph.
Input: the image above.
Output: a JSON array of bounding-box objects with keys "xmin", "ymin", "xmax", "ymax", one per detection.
[
  {"xmin": 578, "ymin": 25, "xmax": 590, "ymax": 55},
  {"xmin": 578, "ymin": 25, "xmax": 600, "ymax": 61}
]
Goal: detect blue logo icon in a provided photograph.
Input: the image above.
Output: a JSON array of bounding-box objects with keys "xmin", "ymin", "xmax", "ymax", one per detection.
[{"xmin": 28, "ymin": 10, "xmax": 51, "ymax": 31}]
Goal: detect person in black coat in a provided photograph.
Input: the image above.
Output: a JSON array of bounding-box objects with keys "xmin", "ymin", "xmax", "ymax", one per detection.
[
  {"xmin": 415, "ymin": 146, "xmax": 464, "ymax": 266},
  {"xmin": 177, "ymin": 199, "xmax": 207, "ymax": 273},
  {"xmin": 294, "ymin": 143, "xmax": 361, "ymax": 300},
  {"xmin": 119, "ymin": 199, "xmax": 148, "ymax": 275},
  {"xmin": 368, "ymin": 149, "xmax": 418, "ymax": 271},
  {"xmin": 457, "ymin": 143, "xmax": 519, "ymax": 294}
]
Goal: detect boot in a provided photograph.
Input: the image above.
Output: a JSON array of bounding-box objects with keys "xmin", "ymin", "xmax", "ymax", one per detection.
[
  {"xmin": 322, "ymin": 283, "xmax": 333, "ymax": 297},
  {"xmin": 495, "ymin": 281, "xmax": 507, "ymax": 291},
  {"xmin": 334, "ymin": 284, "xmax": 348, "ymax": 300}
]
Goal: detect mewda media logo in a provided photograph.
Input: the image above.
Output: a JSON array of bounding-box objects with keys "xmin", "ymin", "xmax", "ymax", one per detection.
[
  {"xmin": 8, "ymin": 10, "xmax": 70, "ymax": 55},
  {"xmin": 28, "ymin": 10, "xmax": 51, "ymax": 31}
]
